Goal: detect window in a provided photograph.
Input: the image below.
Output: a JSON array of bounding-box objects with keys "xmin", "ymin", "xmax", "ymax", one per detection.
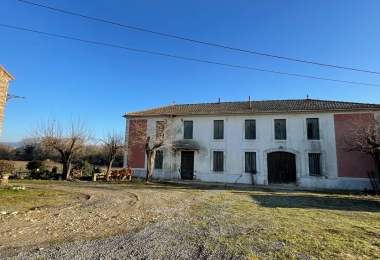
[
  {"xmin": 307, "ymin": 118, "xmax": 320, "ymax": 140},
  {"xmin": 154, "ymin": 150, "xmax": 163, "ymax": 169},
  {"xmin": 245, "ymin": 152, "xmax": 256, "ymax": 173},
  {"xmin": 214, "ymin": 120, "xmax": 224, "ymax": 139},
  {"xmin": 245, "ymin": 120, "xmax": 256, "ymax": 140},
  {"xmin": 308, "ymin": 153, "xmax": 321, "ymax": 175},
  {"xmin": 274, "ymin": 119, "xmax": 286, "ymax": 140},
  {"xmin": 213, "ymin": 151, "xmax": 224, "ymax": 171},
  {"xmin": 156, "ymin": 121, "xmax": 165, "ymax": 139},
  {"xmin": 184, "ymin": 121, "xmax": 193, "ymax": 139}
]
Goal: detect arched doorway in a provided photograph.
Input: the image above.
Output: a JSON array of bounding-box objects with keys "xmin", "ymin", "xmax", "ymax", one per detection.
[{"xmin": 267, "ymin": 152, "xmax": 296, "ymax": 184}]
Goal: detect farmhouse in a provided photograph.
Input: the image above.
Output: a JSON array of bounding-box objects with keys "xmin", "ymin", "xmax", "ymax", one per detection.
[{"xmin": 123, "ymin": 98, "xmax": 380, "ymax": 190}]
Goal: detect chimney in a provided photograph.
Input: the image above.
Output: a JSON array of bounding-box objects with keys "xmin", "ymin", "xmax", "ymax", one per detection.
[
  {"xmin": 249, "ymin": 96, "xmax": 251, "ymax": 109},
  {"xmin": 218, "ymin": 97, "xmax": 220, "ymax": 104}
]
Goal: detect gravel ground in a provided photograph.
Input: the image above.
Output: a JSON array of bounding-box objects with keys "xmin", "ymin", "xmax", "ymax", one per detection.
[{"xmin": 0, "ymin": 182, "xmax": 244, "ymax": 260}]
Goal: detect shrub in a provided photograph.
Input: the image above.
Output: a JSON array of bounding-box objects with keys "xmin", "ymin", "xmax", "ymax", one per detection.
[
  {"xmin": 72, "ymin": 160, "xmax": 94, "ymax": 176},
  {"xmin": 26, "ymin": 160, "xmax": 46, "ymax": 179}
]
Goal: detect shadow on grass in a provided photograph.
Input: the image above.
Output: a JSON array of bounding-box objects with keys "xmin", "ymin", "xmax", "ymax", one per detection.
[{"xmin": 248, "ymin": 193, "xmax": 380, "ymax": 212}]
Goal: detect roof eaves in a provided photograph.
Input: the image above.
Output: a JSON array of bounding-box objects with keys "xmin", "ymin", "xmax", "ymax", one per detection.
[
  {"xmin": 125, "ymin": 107, "xmax": 380, "ymax": 118},
  {"xmin": 0, "ymin": 65, "xmax": 14, "ymax": 80}
]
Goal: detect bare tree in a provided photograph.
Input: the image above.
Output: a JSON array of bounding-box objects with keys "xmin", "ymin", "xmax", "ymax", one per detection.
[
  {"xmin": 20, "ymin": 137, "xmax": 46, "ymax": 161},
  {"xmin": 340, "ymin": 113, "xmax": 380, "ymax": 187},
  {"xmin": 100, "ymin": 130, "xmax": 125, "ymax": 181},
  {"xmin": 0, "ymin": 144, "xmax": 14, "ymax": 160},
  {"xmin": 129, "ymin": 118, "xmax": 179, "ymax": 182},
  {"xmin": 31, "ymin": 117, "xmax": 93, "ymax": 180}
]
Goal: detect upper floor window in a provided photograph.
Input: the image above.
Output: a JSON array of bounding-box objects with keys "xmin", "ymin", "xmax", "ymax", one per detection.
[
  {"xmin": 214, "ymin": 120, "xmax": 224, "ymax": 139},
  {"xmin": 154, "ymin": 150, "xmax": 163, "ymax": 169},
  {"xmin": 156, "ymin": 121, "xmax": 165, "ymax": 139},
  {"xmin": 308, "ymin": 153, "xmax": 321, "ymax": 175},
  {"xmin": 307, "ymin": 118, "xmax": 320, "ymax": 140},
  {"xmin": 274, "ymin": 119, "xmax": 286, "ymax": 140},
  {"xmin": 245, "ymin": 120, "xmax": 256, "ymax": 140},
  {"xmin": 213, "ymin": 151, "xmax": 224, "ymax": 171},
  {"xmin": 183, "ymin": 121, "xmax": 193, "ymax": 139}
]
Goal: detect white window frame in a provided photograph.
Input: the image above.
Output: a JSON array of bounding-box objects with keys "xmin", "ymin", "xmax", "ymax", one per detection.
[
  {"xmin": 211, "ymin": 150, "xmax": 225, "ymax": 172},
  {"xmin": 211, "ymin": 118, "xmax": 226, "ymax": 142},
  {"xmin": 271, "ymin": 116, "xmax": 290, "ymax": 142},
  {"xmin": 302, "ymin": 116, "xmax": 323, "ymax": 141},
  {"xmin": 242, "ymin": 150, "xmax": 260, "ymax": 174},
  {"xmin": 305, "ymin": 151, "xmax": 325, "ymax": 176}
]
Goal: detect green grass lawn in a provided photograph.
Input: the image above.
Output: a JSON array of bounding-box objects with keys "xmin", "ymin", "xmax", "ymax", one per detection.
[
  {"xmin": 0, "ymin": 183, "xmax": 86, "ymax": 212},
  {"xmin": 189, "ymin": 189, "xmax": 380, "ymax": 259}
]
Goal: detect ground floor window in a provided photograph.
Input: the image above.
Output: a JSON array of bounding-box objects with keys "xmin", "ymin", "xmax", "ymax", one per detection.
[
  {"xmin": 154, "ymin": 150, "xmax": 163, "ymax": 169},
  {"xmin": 213, "ymin": 151, "xmax": 224, "ymax": 171},
  {"xmin": 308, "ymin": 153, "xmax": 321, "ymax": 175},
  {"xmin": 245, "ymin": 152, "xmax": 257, "ymax": 173}
]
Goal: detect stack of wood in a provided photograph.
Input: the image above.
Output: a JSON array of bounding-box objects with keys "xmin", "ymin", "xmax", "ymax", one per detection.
[
  {"xmin": 69, "ymin": 169, "xmax": 83, "ymax": 179},
  {"xmin": 110, "ymin": 166, "xmax": 134, "ymax": 181}
]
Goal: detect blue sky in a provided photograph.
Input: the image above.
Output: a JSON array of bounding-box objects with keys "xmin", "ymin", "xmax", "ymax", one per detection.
[{"xmin": 1, "ymin": 0, "xmax": 379, "ymax": 142}]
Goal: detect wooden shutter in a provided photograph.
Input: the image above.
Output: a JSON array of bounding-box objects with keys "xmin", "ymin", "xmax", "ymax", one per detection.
[
  {"xmin": 245, "ymin": 152, "xmax": 256, "ymax": 173},
  {"xmin": 245, "ymin": 120, "xmax": 256, "ymax": 139},
  {"xmin": 214, "ymin": 120, "xmax": 224, "ymax": 139},
  {"xmin": 184, "ymin": 121, "xmax": 193, "ymax": 139},
  {"xmin": 213, "ymin": 151, "xmax": 224, "ymax": 171},
  {"xmin": 274, "ymin": 119, "xmax": 286, "ymax": 140},
  {"xmin": 308, "ymin": 153, "xmax": 321, "ymax": 175}
]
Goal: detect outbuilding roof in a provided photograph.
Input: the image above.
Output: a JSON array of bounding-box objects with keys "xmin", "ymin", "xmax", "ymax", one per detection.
[{"xmin": 124, "ymin": 99, "xmax": 380, "ymax": 117}]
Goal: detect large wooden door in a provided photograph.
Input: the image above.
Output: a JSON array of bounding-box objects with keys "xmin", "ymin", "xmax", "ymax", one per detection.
[
  {"xmin": 267, "ymin": 152, "xmax": 296, "ymax": 184},
  {"xmin": 181, "ymin": 151, "xmax": 194, "ymax": 180}
]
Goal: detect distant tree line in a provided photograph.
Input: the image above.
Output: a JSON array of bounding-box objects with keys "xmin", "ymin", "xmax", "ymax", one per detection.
[{"xmin": 0, "ymin": 138, "xmax": 124, "ymax": 168}]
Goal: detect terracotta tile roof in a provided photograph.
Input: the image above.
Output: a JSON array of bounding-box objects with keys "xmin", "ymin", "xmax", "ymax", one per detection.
[
  {"xmin": 0, "ymin": 65, "xmax": 14, "ymax": 80},
  {"xmin": 124, "ymin": 99, "xmax": 380, "ymax": 117}
]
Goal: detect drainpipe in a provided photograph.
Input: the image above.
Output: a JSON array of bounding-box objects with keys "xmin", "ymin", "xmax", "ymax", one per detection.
[{"xmin": 123, "ymin": 118, "xmax": 130, "ymax": 167}]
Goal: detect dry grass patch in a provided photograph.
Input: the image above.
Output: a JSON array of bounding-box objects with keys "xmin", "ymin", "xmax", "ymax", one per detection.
[{"xmin": 11, "ymin": 160, "xmax": 63, "ymax": 174}]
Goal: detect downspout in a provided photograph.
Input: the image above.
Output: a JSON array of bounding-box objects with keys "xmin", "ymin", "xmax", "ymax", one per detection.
[
  {"xmin": 123, "ymin": 117, "xmax": 130, "ymax": 167},
  {"xmin": 169, "ymin": 114, "xmax": 174, "ymax": 180},
  {"xmin": 251, "ymin": 172, "xmax": 256, "ymax": 185}
]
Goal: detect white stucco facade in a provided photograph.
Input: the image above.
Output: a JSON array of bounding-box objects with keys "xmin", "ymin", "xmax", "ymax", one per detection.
[{"xmin": 125, "ymin": 111, "xmax": 375, "ymax": 190}]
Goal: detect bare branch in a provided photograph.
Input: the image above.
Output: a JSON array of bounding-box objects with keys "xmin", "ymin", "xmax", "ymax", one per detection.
[
  {"xmin": 99, "ymin": 130, "xmax": 125, "ymax": 181},
  {"xmin": 127, "ymin": 118, "xmax": 180, "ymax": 182},
  {"xmin": 29, "ymin": 116, "xmax": 94, "ymax": 179}
]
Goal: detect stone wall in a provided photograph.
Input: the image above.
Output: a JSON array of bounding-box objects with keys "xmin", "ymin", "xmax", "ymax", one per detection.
[{"xmin": 0, "ymin": 66, "xmax": 14, "ymax": 138}]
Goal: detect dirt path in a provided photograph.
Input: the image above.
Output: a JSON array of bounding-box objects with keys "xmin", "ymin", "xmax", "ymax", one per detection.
[{"xmin": 0, "ymin": 182, "xmax": 196, "ymax": 251}]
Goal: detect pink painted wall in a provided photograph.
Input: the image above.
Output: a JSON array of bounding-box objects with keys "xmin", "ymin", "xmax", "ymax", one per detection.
[
  {"xmin": 127, "ymin": 119, "xmax": 147, "ymax": 168},
  {"xmin": 334, "ymin": 113, "xmax": 375, "ymax": 178}
]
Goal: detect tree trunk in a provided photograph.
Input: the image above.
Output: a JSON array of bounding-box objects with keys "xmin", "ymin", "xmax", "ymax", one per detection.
[
  {"xmin": 62, "ymin": 159, "xmax": 71, "ymax": 180},
  {"xmin": 0, "ymin": 174, "xmax": 9, "ymax": 186},
  {"xmin": 145, "ymin": 150, "xmax": 156, "ymax": 182},
  {"xmin": 105, "ymin": 159, "xmax": 115, "ymax": 181}
]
